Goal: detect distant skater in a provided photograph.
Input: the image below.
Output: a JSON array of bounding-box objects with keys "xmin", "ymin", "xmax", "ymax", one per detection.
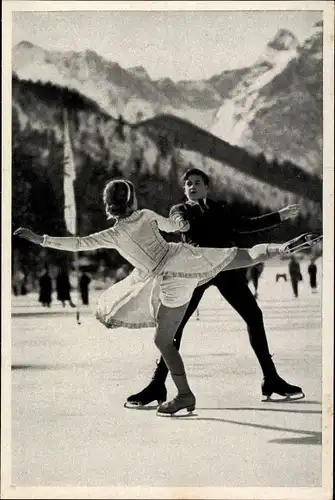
[
  {"xmin": 307, "ymin": 259, "xmax": 318, "ymax": 293},
  {"xmin": 288, "ymin": 256, "xmax": 302, "ymax": 298},
  {"xmin": 38, "ymin": 268, "xmax": 52, "ymax": 307}
]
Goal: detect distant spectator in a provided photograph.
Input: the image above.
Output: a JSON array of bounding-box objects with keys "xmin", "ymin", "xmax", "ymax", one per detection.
[
  {"xmin": 56, "ymin": 268, "xmax": 75, "ymax": 308},
  {"xmin": 38, "ymin": 268, "xmax": 52, "ymax": 307},
  {"xmin": 307, "ymin": 259, "xmax": 318, "ymax": 293},
  {"xmin": 248, "ymin": 262, "xmax": 264, "ymax": 299},
  {"xmin": 288, "ymin": 256, "xmax": 302, "ymax": 298},
  {"xmin": 12, "ymin": 270, "xmax": 25, "ymax": 296},
  {"xmin": 79, "ymin": 272, "xmax": 91, "ymax": 305},
  {"xmin": 21, "ymin": 279, "xmax": 27, "ymax": 295}
]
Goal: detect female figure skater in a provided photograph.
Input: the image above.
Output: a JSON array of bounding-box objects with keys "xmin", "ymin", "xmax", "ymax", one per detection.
[{"xmin": 14, "ymin": 179, "xmax": 321, "ymax": 416}]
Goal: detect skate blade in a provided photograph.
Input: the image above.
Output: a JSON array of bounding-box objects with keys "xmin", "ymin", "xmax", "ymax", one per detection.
[
  {"xmin": 156, "ymin": 408, "xmax": 196, "ymax": 418},
  {"xmin": 124, "ymin": 401, "xmax": 160, "ymax": 410},
  {"xmin": 285, "ymin": 235, "xmax": 322, "ymax": 255},
  {"xmin": 262, "ymin": 392, "xmax": 305, "ymax": 403}
]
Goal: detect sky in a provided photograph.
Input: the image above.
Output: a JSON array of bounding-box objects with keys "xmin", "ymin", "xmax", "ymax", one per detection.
[{"xmin": 12, "ymin": 9, "xmax": 322, "ymax": 81}]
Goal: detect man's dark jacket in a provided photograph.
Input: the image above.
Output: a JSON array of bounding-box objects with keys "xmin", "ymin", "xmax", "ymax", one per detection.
[{"xmin": 170, "ymin": 199, "xmax": 281, "ymax": 248}]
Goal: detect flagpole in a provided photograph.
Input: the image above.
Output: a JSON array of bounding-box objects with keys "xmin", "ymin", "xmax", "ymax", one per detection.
[
  {"xmin": 63, "ymin": 108, "xmax": 81, "ymax": 325},
  {"xmin": 74, "ymin": 250, "xmax": 81, "ymax": 325}
]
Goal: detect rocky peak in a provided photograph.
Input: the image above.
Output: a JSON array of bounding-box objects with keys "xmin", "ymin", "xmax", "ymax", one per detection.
[
  {"xmin": 127, "ymin": 66, "xmax": 151, "ymax": 80},
  {"xmin": 12, "ymin": 41, "xmax": 47, "ymax": 73},
  {"xmin": 267, "ymin": 29, "xmax": 299, "ymax": 51},
  {"xmin": 84, "ymin": 49, "xmax": 101, "ymax": 60},
  {"xmin": 300, "ymin": 21, "xmax": 323, "ymax": 57},
  {"xmin": 313, "ymin": 20, "xmax": 323, "ymax": 31},
  {"xmin": 155, "ymin": 77, "xmax": 175, "ymax": 87},
  {"xmin": 15, "ymin": 40, "xmax": 36, "ymax": 50}
]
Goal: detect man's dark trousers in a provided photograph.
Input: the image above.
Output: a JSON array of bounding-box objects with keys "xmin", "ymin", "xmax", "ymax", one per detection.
[{"xmin": 154, "ymin": 268, "xmax": 276, "ymax": 382}]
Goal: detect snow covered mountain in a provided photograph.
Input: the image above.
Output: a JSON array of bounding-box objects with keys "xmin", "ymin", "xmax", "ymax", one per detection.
[
  {"xmin": 12, "ymin": 44, "xmax": 166, "ymax": 118},
  {"xmin": 12, "ymin": 21, "xmax": 323, "ymax": 175},
  {"xmin": 12, "ymin": 75, "xmax": 321, "ymax": 247},
  {"xmin": 12, "ymin": 41, "xmax": 235, "ymax": 123},
  {"xmin": 211, "ymin": 23, "xmax": 323, "ymax": 174}
]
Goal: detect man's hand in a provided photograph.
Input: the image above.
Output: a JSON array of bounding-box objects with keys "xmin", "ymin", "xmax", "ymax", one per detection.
[
  {"xmin": 279, "ymin": 204, "xmax": 300, "ymax": 221},
  {"xmin": 13, "ymin": 228, "xmax": 43, "ymax": 245}
]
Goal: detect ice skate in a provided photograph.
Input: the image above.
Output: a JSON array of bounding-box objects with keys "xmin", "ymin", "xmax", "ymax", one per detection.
[
  {"xmin": 262, "ymin": 374, "xmax": 305, "ymax": 402},
  {"xmin": 124, "ymin": 380, "xmax": 167, "ymax": 408},
  {"xmin": 282, "ymin": 233, "xmax": 322, "ymax": 255},
  {"xmin": 156, "ymin": 392, "xmax": 196, "ymax": 416}
]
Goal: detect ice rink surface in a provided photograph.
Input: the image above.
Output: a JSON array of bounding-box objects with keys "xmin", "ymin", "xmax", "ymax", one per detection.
[{"xmin": 8, "ymin": 260, "xmax": 326, "ymax": 489}]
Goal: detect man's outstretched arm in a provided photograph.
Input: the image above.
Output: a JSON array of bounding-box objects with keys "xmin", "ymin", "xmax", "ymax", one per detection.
[{"xmin": 230, "ymin": 205, "xmax": 300, "ymax": 234}]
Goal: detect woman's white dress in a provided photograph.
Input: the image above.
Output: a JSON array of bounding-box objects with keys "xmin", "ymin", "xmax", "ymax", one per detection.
[{"xmin": 42, "ymin": 209, "xmax": 238, "ymax": 329}]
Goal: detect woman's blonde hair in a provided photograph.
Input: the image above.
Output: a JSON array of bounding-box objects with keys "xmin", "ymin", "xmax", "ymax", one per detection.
[{"xmin": 103, "ymin": 179, "xmax": 137, "ymax": 218}]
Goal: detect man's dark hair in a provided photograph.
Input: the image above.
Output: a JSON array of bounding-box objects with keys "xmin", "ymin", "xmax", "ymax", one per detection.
[{"xmin": 182, "ymin": 167, "xmax": 210, "ymax": 186}]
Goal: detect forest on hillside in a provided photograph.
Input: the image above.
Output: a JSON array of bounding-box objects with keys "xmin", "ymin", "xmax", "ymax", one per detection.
[{"xmin": 11, "ymin": 76, "xmax": 322, "ymax": 285}]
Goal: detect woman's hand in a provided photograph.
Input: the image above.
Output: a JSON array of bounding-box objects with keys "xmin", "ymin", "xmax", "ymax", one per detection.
[
  {"xmin": 279, "ymin": 204, "xmax": 300, "ymax": 222},
  {"xmin": 169, "ymin": 206, "xmax": 190, "ymax": 233},
  {"xmin": 13, "ymin": 228, "xmax": 43, "ymax": 245}
]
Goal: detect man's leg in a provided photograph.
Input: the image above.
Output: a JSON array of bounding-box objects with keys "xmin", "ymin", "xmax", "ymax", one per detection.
[
  {"xmin": 125, "ymin": 283, "xmax": 208, "ymax": 406},
  {"xmin": 214, "ymin": 271, "xmax": 276, "ymax": 377},
  {"xmin": 214, "ymin": 271, "xmax": 304, "ymax": 400}
]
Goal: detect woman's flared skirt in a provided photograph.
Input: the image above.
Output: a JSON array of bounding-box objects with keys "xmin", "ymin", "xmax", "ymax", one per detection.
[{"xmin": 96, "ymin": 242, "xmax": 238, "ymax": 329}]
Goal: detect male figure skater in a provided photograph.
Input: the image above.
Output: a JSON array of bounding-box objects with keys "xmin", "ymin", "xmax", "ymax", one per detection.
[{"xmin": 126, "ymin": 168, "xmax": 304, "ymax": 405}]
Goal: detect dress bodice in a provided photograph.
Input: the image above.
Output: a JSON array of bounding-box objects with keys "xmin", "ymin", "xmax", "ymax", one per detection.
[
  {"xmin": 111, "ymin": 210, "xmax": 170, "ymax": 271},
  {"xmin": 42, "ymin": 209, "xmax": 188, "ymax": 274}
]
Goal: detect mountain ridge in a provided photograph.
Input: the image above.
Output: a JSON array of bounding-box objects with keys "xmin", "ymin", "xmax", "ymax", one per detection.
[
  {"xmin": 210, "ymin": 21, "xmax": 322, "ymax": 174},
  {"xmin": 13, "ymin": 21, "xmax": 323, "ymax": 175},
  {"xmin": 12, "ymin": 73, "xmax": 322, "ymax": 205}
]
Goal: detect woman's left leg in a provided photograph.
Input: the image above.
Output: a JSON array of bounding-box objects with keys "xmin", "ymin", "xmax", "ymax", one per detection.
[
  {"xmin": 154, "ymin": 302, "xmax": 191, "ymax": 392},
  {"xmin": 224, "ymin": 244, "xmax": 283, "ymax": 272},
  {"xmin": 154, "ymin": 302, "xmax": 196, "ymax": 415}
]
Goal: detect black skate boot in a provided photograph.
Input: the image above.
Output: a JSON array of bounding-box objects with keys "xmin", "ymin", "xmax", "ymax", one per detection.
[
  {"xmin": 262, "ymin": 374, "xmax": 305, "ymax": 402},
  {"xmin": 125, "ymin": 379, "xmax": 167, "ymax": 408},
  {"xmin": 157, "ymin": 392, "xmax": 196, "ymax": 417},
  {"xmin": 125, "ymin": 359, "xmax": 169, "ymax": 408}
]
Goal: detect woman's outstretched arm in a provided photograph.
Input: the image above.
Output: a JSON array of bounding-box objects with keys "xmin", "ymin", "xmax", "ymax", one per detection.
[{"xmin": 13, "ymin": 227, "xmax": 116, "ymax": 252}]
